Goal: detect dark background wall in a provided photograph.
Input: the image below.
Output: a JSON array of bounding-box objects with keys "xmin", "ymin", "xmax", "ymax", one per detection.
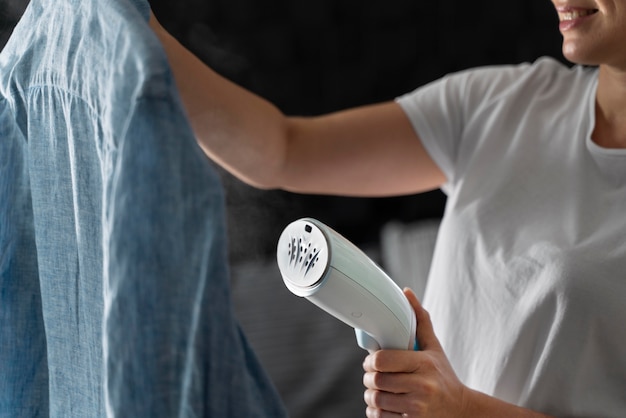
[{"xmin": 1, "ymin": 0, "xmax": 567, "ymax": 261}]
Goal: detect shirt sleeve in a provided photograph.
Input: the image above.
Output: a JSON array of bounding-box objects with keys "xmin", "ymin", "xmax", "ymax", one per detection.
[
  {"xmin": 395, "ymin": 61, "xmax": 539, "ymax": 194},
  {"xmin": 103, "ymin": 91, "xmax": 287, "ymax": 417}
]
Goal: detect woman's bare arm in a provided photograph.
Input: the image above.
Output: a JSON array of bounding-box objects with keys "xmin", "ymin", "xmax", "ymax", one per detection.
[{"xmin": 150, "ymin": 15, "xmax": 445, "ymax": 196}]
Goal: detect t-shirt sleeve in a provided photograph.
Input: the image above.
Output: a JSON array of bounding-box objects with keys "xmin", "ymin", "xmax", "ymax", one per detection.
[
  {"xmin": 395, "ymin": 61, "xmax": 540, "ymax": 194},
  {"xmin": 396, "ymin": 73, "xmax": 466, "ymax": 191}
]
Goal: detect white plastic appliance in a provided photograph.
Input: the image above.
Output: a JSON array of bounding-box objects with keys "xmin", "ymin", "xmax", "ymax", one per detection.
[{"xmin": 276, "ymin": 217, "xmax": 418, "ymax": 352}]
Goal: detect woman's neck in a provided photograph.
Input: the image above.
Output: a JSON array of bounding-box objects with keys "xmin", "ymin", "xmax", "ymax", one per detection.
[{"xmin": 593, "ymin": 65, "xmax": 626, "ymax": 149}]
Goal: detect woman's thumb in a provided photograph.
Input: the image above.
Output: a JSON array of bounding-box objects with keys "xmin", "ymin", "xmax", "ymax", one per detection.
[{"xmin": 403, "ymin": 287, "xmax": 442, "ymax": 352}]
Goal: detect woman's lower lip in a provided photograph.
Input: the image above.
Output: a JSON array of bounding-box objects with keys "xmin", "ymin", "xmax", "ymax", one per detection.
[{"xmin": 559, "ymin": 12, "xmax": 596, "ymax": 31}]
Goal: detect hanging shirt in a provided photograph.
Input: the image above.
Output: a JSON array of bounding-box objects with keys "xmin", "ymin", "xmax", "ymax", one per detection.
[{"xmin": 0, "ymin": 0, "xmax": 287, "ymax": 416}]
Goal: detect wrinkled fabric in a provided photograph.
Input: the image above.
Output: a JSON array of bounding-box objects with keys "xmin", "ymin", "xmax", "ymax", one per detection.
[{"xmin": 0, "ymin": 0, "xmax": 287, "ymax": 416}]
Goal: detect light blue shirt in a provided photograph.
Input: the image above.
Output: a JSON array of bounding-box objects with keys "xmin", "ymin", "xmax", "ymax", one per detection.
[{"xmin": 0, "ymin": 0, "xmax": 286, "ymax": 416}]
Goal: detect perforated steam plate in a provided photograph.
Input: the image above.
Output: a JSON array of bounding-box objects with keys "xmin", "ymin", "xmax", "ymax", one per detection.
[{"xmin": 276, "ymin": 219, "xmax": 330, "ymax": 290}]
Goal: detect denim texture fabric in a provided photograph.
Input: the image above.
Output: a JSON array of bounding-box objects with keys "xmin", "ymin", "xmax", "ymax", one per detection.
[{"xmin": 0, "ymin": 0, "xmax": 287, "ymax": 416}]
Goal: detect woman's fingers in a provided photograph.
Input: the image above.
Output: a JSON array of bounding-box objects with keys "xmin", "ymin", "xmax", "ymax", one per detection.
[
  {"xmin": 365, "ymin": 406, "xmax": 405, "ymax": 418},
  {"xmin": 364, "ymin": 350, "xmax": 420, "ymax": 373},
  {"xmin": 365, "ymin": 389, "xmax": 428, "ymax": 416},
  {"xmin": 364, "ymin": 389, "xmax": 410, "ymax": 414},
  {"xmin": 364, "ymin": 371, "xmax": 416, "ymax": 393}
]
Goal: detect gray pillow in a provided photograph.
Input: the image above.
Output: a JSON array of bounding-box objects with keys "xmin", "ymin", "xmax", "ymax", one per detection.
[{"xmin": 380, "ymin": 219, "xmax": 441, "ymax": 300}]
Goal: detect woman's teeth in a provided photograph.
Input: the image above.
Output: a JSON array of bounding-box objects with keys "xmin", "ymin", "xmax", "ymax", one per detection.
[{"xmin": 559, "ymin": 9, "xmax": 598, "ymax": 21}]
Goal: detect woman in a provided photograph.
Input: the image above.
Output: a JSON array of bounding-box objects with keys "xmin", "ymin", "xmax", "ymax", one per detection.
[{"xmin": 150, "ymin": 0, "xmax": 626, "ymax": 415}]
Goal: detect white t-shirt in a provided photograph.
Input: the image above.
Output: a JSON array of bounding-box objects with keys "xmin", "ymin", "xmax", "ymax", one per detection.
[{"xmin": 397, "ymin": 57, "xmax": 626, "ymax": 417}]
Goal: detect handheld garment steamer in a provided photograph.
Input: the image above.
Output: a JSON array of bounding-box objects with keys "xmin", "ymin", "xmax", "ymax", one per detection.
[{"xmin": 277, "ymin": 217, "xmax": 418, "ymax": 352}]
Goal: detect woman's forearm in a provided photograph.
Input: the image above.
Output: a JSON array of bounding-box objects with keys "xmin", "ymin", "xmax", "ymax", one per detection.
[{"xmin": 465, "ymin": 389, "xmax": 554, "ymax": 418}]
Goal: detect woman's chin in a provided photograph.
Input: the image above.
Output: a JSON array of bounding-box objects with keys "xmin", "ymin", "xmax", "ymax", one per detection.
[{"xmin": 562, "ymin": 43, "xmax": 598, "ymax": 66}]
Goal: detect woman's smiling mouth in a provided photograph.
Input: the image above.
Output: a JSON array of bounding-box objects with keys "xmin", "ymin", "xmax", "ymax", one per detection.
[{"xmin": 557, "ymin": 7, "xmax": 599, "ymax": 30}]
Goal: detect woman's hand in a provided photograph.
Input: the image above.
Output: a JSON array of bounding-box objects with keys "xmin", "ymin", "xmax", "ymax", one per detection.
[{"xmin": 362, "ymin": 288, "xmax": 470, "ymax": 418}]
